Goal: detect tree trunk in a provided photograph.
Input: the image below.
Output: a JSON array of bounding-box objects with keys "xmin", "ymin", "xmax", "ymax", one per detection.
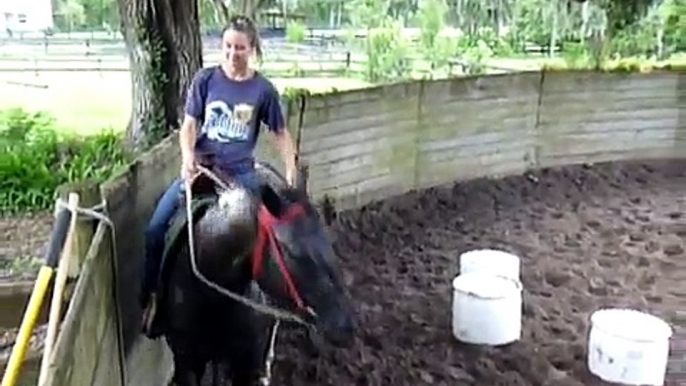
[
  {"xmin": 117, "ymin": 0, "xmax": 203, "ymax": 148},
  {"xmin": 210, "ymin": 0, "xmax": 230, "ymax": 26},
  {"xmin": 236, "ymin": 0, "xmax": 264, "ymax": 22},
  {"xmin": 550, "ymin": 0, "xmax": 558, "ymax": 57}
]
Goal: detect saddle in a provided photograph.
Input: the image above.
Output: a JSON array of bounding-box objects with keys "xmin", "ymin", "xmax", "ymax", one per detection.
[
  {"xmin": 159, "ymin": 173, "xmax": 222, "ymax": 285},
  {"xmin": 142, "ymin": 164, "xmax": 240, "ymax": 338},
  {"xmin": 141, "ymin": 161, "xmax": 294, "ymax": 338}
]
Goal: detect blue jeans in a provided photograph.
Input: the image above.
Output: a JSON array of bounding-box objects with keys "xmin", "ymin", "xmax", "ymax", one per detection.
[{"xmin": 140, "ymin": 169, "xmax": 263, "ymax": 300}]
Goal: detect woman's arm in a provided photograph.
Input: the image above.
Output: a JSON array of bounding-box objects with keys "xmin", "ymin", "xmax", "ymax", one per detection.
[
  {"xmin": 260, "ymin": 81, "xmax": 297, "ymax": 186},
  {"xmin": 179, "ymin": 115, "xmax": 197, "ymax": 163},
  {"xmin": 179, "ymin": 68, "xmax": 207, "ymax": 179},
  {"xmin": 273, "ymin": 128, "xmax": 297, "ymax": 186}
]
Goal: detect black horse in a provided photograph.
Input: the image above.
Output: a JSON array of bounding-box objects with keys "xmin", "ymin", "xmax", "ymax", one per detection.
[{"xmin": 145, "ymin": 161, "xmax": 355, "ymax": 386}]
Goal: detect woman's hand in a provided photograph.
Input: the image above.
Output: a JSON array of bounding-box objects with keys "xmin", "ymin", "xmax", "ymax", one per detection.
[
  {"xmin": 181, "ymin": 155, "xmax": 197, "ymax": 181},
  {"xmin": 286, "ymin": 167, "xmax": 297, "ymax": 187}
]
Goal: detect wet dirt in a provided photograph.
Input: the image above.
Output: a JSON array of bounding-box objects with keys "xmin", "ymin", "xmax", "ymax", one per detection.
[
  {"xmin": 0, "ymin": 211, "xmax": 52, "ymax": 385},
  {"xmin": 0, "ymin": 211, "xmax": 53, "ymax": 279},
  {"xmin": 265, "ymin": 159, "xmax": 685, "ymax": 386},
  {"xmin": 2, "ymin": 159, "xmax": 684, "ymax": 386}
]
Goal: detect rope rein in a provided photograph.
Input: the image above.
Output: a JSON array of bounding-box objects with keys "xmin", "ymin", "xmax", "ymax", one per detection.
[
  {"xmin": 185, "ymin": 166, "xmax": 314, "ymax": 327},
  {"xmin": 54, "ymin": 165, "xmax": 311, "ymax": 385}
]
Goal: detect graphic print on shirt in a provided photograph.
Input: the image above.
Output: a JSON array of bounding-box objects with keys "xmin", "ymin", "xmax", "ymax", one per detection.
[{"xmin": 201, "ymin": 100, "xmax": 253, "ymax": 143}]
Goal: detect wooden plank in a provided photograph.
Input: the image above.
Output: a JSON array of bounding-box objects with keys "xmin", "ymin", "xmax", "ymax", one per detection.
[
  {"xmin": 541, "ymin": 71, "xmax": 681, "ymax": 94},
  {"xmin": 55, "ymin": 182, "xmax": 101, "ymax": 278},
  {"xmin": 304, "ymin": 124, "xmax": 416, "ymax": 164},
  {"xmin": 416, "ymin": 152, "xmax": 533, "ymax": 189},
  {"xmin": 305, "ymin": 125, "xmax": 417, "ymax": 203},
  {"xmin": 417, "ymin": 115, "xmax": 535, "ymax": 142},
  {"xmin": 312, "ymin": 173, "xmax": 405, "ymax": 210},
  {"xmin": 419, "ymin": 98, "xmax": 538, "ymax": 142},
  {"xmin": 421, "ymin": 72, "xmax": 542, "ymax": 105},
  {"xmin": 90, "ymin": 316, "xmax": 119, "ymax": 386},
  {"xmin": 303, "ymin": 136, "xmax": 392, "ymax": 166},
  {"xmin": 534, "ymin": 71, "xmax": 684, "ymax": 169},
  {"xmin": 541, "ymin": 84, "xmax": 680, "ymax": 100},
  {"xmin": 540, "ymin": 137, "xmax": 680, "ymax": 158},
  {"xmin": 420, "ymin": 98, "xmax": 537, "ymax": 136},
  {"xmin": 422, "ymin": 95, "xmax": 537, "ymax": 115},
  {"xmin": 540, "ymin": 145, "xmax": 685, "ymax": 168},
  {"xmin": 307, "ymin": 81, "xmax": 421, "ymax": 110},
  {"xmin": 539, "ymin": 109, "xmax": 680, "ymax": 129},
  {"xmin": 43, "ymin": 222, "xmax": 112, "ymax": 386},
  {"xmin": 541, "ymin": 96, "xmax": 678, "ymax": 116},
  {"xmin": 302, "ymin": 96, "xmax": 417, "ymax": 129},
  {"xmin": 310, "ymin": 165, "xmax": 391, "ymax": 192},
  {"xmin": 419, "ymin": 132, "xmax": 535, "ymax": 155},
  {"xmin": 300, "ymin": 119, "xmax": 409, "ymax": 152},
  {"xmin": 541, "ymin": 125, "xmax": 681, "ymax": 143},
  {"xmin": 540, "ymin": 122, "xmax": 679, "ymax": 140}
]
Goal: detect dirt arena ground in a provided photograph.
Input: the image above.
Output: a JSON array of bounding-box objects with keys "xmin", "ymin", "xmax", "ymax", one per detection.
[
  {"xmin": 264, "ymin": 159, "xmax": 685, "ymax": 386},
  {"xmin": 2, "ymin": 158, "xmax": 682, "ymax": 385}
]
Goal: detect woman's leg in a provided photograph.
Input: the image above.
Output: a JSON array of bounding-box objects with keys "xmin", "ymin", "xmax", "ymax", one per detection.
[{"xmin": 141, "ymin": 178, "xmax": 184, "ymax": 305}]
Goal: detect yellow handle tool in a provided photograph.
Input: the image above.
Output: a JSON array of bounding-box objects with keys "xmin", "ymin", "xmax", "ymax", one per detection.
[{"xmin": 1, "ymin": 199, "xmax": 74, "ymax": 386}]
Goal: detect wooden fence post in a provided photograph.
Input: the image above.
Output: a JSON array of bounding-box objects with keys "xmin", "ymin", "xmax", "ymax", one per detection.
[
  {"xmin": 41, "ymin": 220, "xmax": 115, "ymax": 386},
  {"xmin": 55, "ymin": 180, "xmax": 101, "ymax": 280}
]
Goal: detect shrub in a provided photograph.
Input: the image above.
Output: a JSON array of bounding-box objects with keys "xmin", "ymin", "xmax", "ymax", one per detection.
[
  {"xmin": 0, "ymin": 108, "xmax": 131, "ymax": 214},
  {"xmin": 286, "ymin": 21, "xmax": 307, "ymax": 44}
]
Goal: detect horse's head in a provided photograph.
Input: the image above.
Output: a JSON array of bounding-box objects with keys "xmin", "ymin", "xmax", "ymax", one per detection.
[{"xmin": 251, "ymin": 170, "xmax": 355, "ymax": 348}]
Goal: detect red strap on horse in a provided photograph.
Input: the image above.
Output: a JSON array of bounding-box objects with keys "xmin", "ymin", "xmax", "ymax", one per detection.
[{"xmin": 252, "ymin": 204, "xmax": 307, "ymax": 310}]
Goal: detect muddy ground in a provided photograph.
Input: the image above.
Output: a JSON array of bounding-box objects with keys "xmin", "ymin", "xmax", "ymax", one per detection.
[
  {"xmin": 0, "ymin": 211, "xmax": 52, "ymax": 279},
  {"xmin": 265, "ymin": 159, "xmax": 685, "ymax": 386},
  {"xmin": 1, "ymin": 159, "xmax": 684, "ymax": 386}
]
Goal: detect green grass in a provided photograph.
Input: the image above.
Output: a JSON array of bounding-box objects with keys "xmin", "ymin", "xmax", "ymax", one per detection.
[
  {"xmin": 0, "ymin": 71, "xmax": 130, "ymax": 136},
  {"xmin": 486, "ymin": 51, "xmax": 685, "ymax": 72},
  {"xmin": 0, "ymin": 69, "xmax": 371, "ymax": 135}
]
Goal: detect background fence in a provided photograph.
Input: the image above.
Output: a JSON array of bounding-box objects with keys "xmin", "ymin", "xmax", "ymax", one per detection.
[
  {"xmin": 0, "ymin": 35, "xmax": 368, "ymax": 78},
  {"xmin": 0, "ymin": 35, "xmax": 517, "ymax": 79},
  {"xmin": 292, "ymin": 70, "xmax": 684, "ymax": 210},
  {"xmin": 44, "ymin": 69, "xmax": 684, "ymax": 385}
]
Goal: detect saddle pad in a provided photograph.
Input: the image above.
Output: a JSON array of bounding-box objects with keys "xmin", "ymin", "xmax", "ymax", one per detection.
[{"xmin": 157, "ymin": 196, "xmax": 216, "ymax": 283}]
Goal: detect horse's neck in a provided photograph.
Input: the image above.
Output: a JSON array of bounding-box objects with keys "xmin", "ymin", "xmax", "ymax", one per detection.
[{"xmin": 196, "ymin": 250, "xmax": 252, "ymax": 291}]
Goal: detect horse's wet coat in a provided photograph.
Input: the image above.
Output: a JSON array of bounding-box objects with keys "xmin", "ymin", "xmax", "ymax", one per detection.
[{"xmin": 152, "ymin": 162, "xmax": 354, "ymax": 386}]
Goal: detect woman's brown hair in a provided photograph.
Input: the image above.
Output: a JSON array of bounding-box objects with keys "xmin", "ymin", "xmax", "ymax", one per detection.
[{"xmin": 223, "ymin": 15, "xmax": 263, "ymax": 61}]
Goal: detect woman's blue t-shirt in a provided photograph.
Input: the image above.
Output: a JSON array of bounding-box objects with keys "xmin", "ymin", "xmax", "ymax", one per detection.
[{"xmin": 184, "ymin": 66, "xmax": 285, "ymax": 173}]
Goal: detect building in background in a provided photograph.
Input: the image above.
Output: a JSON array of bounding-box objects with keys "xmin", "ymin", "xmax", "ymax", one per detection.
[{"xmin": 0, "ymin": 0, "xmax": 54, "ymax": 35}]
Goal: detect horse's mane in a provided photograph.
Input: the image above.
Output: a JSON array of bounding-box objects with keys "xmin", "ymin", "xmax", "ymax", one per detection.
[
  {"xmin": 254, "ymin": 161, "xmax": 318, "ymax": 220},
  {"xmin": 259, "ymin": 183, "xmax": 318, "ymax": 220}
]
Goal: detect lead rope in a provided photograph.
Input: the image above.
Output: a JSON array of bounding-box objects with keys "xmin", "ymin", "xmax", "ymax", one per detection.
[
  {"xmin": 183, "ymin": 172, "xmax": 312, "ymax": 326},
  {"xmin": 259, "ymin": 320, "xmax": 280, "ymax": 386}
]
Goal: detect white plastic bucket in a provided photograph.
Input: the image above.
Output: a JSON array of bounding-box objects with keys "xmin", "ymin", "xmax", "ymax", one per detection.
[
  {"xmin": 459, "ymin": 249, "xmax": 520, "ymax": 281},
  {"xmin": 452, "ymin": 272, "xmax": 522, "ymax": 346},
  {"xmin": 588, "ymin": 308, "xmax": 673, "ymax": 386}
]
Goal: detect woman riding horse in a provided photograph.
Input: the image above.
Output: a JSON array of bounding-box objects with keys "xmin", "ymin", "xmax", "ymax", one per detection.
[{"xmin": 139, "ymin": 14, "xmax": 299, "ymax": 323}]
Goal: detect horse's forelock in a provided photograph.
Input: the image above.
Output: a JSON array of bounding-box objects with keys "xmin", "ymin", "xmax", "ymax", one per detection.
[{"xmin": 281, "ymin": 189, "xmax": 334, "ymax": 268}]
